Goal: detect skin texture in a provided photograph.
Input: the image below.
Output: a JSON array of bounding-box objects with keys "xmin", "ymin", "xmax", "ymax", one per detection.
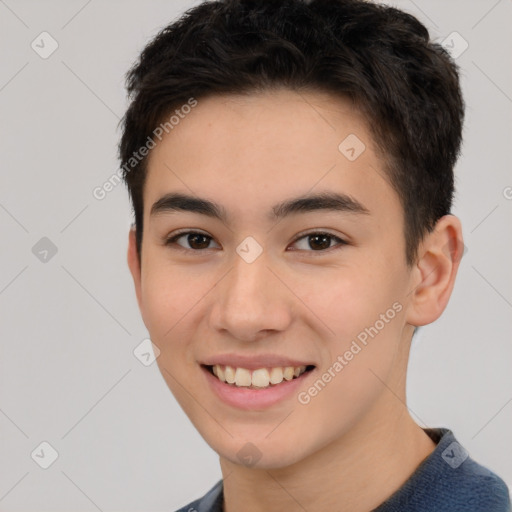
[{"xmin": 127, "ymin": 89, "xmax": 464, "ymax": 512}]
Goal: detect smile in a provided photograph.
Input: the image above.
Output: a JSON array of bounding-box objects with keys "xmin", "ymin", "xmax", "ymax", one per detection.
[{"xmin": 205, "ymin": 364, "xmax": 315, "ymax": 389}]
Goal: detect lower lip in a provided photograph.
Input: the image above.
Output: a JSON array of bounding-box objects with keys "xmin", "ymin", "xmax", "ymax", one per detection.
[{"xmin": 201, "ymin": 366, "xmax": 314, "ymax": 411}]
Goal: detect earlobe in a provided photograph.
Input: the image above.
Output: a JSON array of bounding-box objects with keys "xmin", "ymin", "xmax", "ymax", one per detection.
[
  {"xmin": 406, "ymin": 215, "xmax": 464, "ymax": 327},
  {"xmin": 127, "ymin": 226, "xmax": 143, "ymax": 314}
]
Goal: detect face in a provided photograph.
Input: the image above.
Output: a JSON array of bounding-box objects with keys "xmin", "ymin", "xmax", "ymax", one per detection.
[{"xmin": 128, "ymin": 89, "xmax": 419, "ymax": 469}]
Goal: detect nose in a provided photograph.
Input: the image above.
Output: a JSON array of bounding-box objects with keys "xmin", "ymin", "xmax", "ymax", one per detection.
[{"xmin": 208, "ymin": 250, "xmax": 293, "ymax": 343}]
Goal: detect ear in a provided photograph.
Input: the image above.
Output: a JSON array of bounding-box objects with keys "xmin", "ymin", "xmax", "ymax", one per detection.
[
  {"xmin": 405, "ymin": 215, "xmax": 465, "ymax": 327},
  {"xmin": 127, "ymin": 225, "xmax": 144, "ymax": 315}
]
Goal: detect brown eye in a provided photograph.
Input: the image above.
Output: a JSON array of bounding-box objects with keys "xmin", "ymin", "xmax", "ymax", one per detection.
[
  {"xmin": 307, "ymin": 234, "xmax": 332, "ymax": 250},
  {"xmin": 185, "ymin": 233, "xmax": 211, "ymax": 249},
  {"xmin": 165, "ymin": 231, "xmax": 219, "ymax": 251},
  {"xmin": 290, "ymin": 232, "xmax": 347, "ymax": 252}
]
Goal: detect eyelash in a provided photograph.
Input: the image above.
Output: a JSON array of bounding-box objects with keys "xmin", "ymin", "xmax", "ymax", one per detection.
[{"xmin": 164, "ymin": 229, "xmax": 348, "ymax": 255}]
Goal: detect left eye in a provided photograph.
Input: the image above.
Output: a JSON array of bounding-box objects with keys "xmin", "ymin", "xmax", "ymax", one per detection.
[
  {"xmin": 164, "ymin": 231, "xmax": 347, "ymax": 252},
  {"xmin": 290, "ymin": 232, "xmax": 347, "ymax": 252}
]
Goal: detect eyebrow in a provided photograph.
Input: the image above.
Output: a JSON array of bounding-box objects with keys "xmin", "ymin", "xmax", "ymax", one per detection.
[{"xmin": 150, "ymin": 191, "xmax": 370, "ymax": 223}]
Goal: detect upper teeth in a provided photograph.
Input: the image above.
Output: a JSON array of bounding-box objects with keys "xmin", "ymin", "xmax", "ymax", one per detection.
[{"xmin": 212, "ymin": 365, "xmax": 308, "ymax": 388}]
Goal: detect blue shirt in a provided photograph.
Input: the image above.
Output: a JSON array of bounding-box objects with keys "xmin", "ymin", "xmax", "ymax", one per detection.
[{"xmin": 175, "ymin": 427, "xmax": 511, "ymax": 511}]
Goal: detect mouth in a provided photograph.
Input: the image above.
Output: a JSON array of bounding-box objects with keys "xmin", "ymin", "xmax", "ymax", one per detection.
[{"xmin": 202, "ymin": 364, "xmax": 316, "ymax": 389}]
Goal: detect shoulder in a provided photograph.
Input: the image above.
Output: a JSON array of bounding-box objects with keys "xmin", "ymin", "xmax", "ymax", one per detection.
[
  {"xmin": 375, "ymin": 428, "xmax": 511, "ymax": 512},
  {"xmin": 447, "ymin": 454, "xmax": 511, "ymax": 512},
  {"xmin": 173, "ymin": 479, "xmax": 223, "ymax": 512},
  {"xmin": 421, "ymin": 428, "xmax": 511, "ymax": 511}
]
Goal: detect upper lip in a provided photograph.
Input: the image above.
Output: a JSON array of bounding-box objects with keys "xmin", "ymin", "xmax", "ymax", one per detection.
[{"xmin": 201, "ymin": 354, "xmax": 315, "ymax": 371}]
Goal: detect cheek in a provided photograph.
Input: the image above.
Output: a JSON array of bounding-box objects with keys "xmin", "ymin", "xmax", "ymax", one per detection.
[
  {"xmin": 294, "ymin": 306, "xmax": 405, "ymax": 448},
  {"xmin": 305, "ymin": 267, "xmax": 404, "ymax": 386},
  {"xmin": 140, "ymin": 282, "xmax": 179, "ymax": 340},
  {"xmin": 141, "ymin": 266, "xmax": 203, "ymax": 404},
  {"xmin": 140, "ymin": 255, "xmax": 197, "ymax": 336},
  {"xmin": 306, "ymin": 268, "xmax": 389, "ymax": 338},
  {"xmin": 138, "ymin": 273, "xmax": 198, "ymax": 383}
]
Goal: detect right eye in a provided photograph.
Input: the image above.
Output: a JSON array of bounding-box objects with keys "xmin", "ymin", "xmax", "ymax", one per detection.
[{"xmin": 164, "ymin": 230, "xmax": 220, "ymax": 252}]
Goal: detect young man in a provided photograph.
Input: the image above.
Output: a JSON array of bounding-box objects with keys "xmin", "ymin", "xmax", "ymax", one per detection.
[{"xmin": 120, "ymin": 0, "xmax": 511, "ymax": 510}]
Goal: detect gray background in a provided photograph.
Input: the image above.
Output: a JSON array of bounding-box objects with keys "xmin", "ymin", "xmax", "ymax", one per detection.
[{"xmin": 0, "ymin": 0, "xmax": 511, "ymax": 510}]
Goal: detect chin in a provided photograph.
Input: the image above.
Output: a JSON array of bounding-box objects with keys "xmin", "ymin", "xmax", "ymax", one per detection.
[{"xmin": 203, "ymin": 429, "xmax": 311, "ymax": 470}]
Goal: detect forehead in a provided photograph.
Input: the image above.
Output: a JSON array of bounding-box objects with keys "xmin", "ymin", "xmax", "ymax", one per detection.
[{"xmin": 143, "ymin": 89, "xmax": 401, "ymax": 229}]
